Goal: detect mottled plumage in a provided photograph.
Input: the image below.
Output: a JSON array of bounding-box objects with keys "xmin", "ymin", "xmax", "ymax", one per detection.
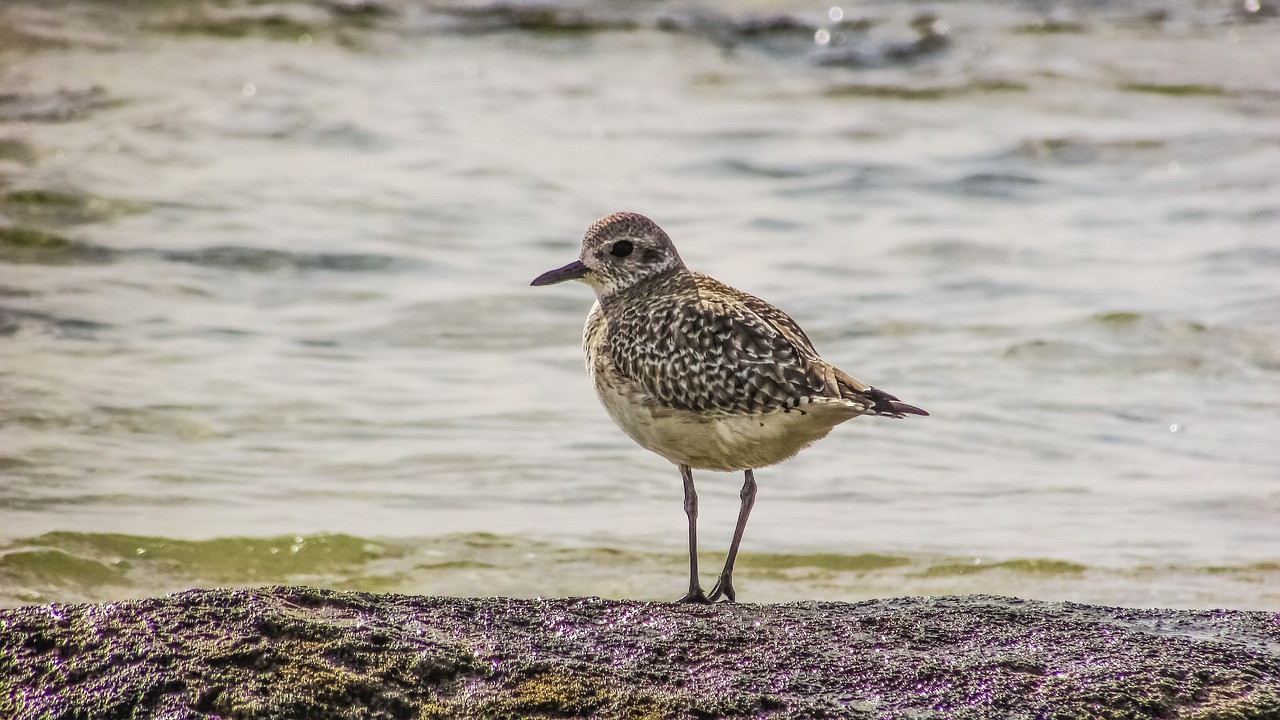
[
  {"xmin": 598, "ymin": 270, "xmax": 918, "ymax": 418},
  {"xmin": 533, "ymin": 211, "xmax": 926, "ymax": 603}
]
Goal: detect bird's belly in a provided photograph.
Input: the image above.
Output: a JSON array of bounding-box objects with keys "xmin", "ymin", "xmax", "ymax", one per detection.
[{"xmin": 593, "ymin": 375, "xmax": 851, "ymax": 472}]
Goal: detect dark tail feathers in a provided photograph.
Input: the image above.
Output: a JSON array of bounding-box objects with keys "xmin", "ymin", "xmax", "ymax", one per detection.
[{"xmin": 865, "ymin": 386, "xmax": 929, "ymax": 418}]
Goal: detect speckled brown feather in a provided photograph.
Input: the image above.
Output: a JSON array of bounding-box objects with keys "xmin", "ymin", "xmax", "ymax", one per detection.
[
  {"xmin": 599, "ymin": 271, "xmax": 920, "ymax": 418},
  {"xmin": 539, "ymin": 210, "xmax": 926, "ymax": 430},
  {"xmin": 603, "ymin": 272, "xmax": 803, "ymax": 414}
]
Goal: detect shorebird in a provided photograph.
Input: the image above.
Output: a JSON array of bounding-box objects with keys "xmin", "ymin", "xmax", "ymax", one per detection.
[{"xmin": 532, "ymin": 212, "xmax": 927, "ymax": 603}]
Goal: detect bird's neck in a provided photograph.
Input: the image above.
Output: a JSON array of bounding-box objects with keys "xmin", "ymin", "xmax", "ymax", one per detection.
[{"xmin": 597, "ymin": 268, "xmax": 694, "ymax": 314}]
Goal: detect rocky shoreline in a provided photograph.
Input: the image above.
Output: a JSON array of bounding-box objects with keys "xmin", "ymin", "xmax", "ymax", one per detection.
[{"xmin": 2, "ymin": 586, "xmax": 1278, "ymax": 719}]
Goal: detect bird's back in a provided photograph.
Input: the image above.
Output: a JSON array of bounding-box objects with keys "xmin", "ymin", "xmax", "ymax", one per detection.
[{"xmin": 594, "ymin": 270, "xmax": 911, "ymax": 418}]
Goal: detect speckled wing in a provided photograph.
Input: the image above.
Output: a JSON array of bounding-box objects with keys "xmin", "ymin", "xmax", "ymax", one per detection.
[
  {"xmin": 731, "ymin": 279, "xmax": 927, "ymax": 418},
  {"xmin": 605, "ymin": 274, "xmax": 840, "ymax": 415}
]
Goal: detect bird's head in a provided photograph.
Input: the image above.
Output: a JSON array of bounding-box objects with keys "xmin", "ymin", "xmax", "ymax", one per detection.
[{"xmin": 531, "ymin": 212, "xmax": 686, "ymax": 299}]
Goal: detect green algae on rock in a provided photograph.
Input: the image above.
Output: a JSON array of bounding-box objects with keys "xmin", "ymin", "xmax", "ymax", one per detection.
[{"xmin": 2, "ymin": 587, "xmax": 1278, "ymax": 719}]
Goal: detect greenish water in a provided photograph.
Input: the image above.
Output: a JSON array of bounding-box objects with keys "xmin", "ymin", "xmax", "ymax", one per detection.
[
  {"xmin": 4, "ymin": 531, "xmax": 1276, "ymax": 609},
  {"xmin": 1, "ymin": 0, "xmax": 1278, "ymax": 609}
]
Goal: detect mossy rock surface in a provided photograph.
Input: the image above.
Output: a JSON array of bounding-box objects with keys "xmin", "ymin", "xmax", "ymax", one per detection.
[{"xmin": 1, "ymin": 587, "xmax": 1279, "ymax": 719}]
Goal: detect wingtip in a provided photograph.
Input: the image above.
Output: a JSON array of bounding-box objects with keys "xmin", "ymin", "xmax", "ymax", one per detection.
[
  {"xmin": 890, "ymin": 401, "xmax": 929, "ymax": 417},
  {"xmin": 863, "ymin": 386, "xmax": 928, "ymax": 418}
]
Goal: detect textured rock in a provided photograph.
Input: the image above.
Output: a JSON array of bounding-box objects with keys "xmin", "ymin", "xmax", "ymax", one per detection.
[{"xmin": 2, "ymin": 587, "xmax": 1278, "ymax": 719}]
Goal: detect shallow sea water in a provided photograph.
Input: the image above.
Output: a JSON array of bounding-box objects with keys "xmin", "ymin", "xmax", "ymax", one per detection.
[{"xmin": 1, "ymin": 0, "xmax": 1278, "ymax": 609}]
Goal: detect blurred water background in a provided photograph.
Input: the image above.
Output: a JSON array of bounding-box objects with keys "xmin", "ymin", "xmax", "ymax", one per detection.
[{"xmin": 1, "ymin": 0, "xmax": 1278, "ymax": 610}]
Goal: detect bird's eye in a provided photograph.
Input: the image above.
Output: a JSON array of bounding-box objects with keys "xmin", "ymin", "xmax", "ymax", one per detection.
[{"xmin": 610, "ymin": 240, "xmax": 634, "ymax": 258}]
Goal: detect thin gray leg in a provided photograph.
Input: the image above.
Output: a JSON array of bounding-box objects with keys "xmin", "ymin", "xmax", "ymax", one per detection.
[
  {"xmin": 707, "ymin": 469, "xmax": 757, "ymax": 603},
  {"xmin": 676, "ymin": 464, "xmax": 709, "ymax": 603}
]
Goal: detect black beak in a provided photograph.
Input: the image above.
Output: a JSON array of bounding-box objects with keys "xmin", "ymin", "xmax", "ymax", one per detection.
[{"xmin": 531, "ymin": 260, "xmax": 588, "ymax": 286}]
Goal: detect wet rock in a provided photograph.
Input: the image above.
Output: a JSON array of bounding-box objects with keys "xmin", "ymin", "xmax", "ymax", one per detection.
[{"xmin": 2, "ymin": 587, "xmax": 1278, "ymax": 719}]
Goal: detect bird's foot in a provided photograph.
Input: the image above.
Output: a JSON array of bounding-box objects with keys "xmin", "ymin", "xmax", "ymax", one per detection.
[
  {"xmin": 707, "ymin": 576, "xmax": 736, "ymax": 603},
  {"xmin": 675, "ymin": 587, "xmax": 712, "ymax": 604}
]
